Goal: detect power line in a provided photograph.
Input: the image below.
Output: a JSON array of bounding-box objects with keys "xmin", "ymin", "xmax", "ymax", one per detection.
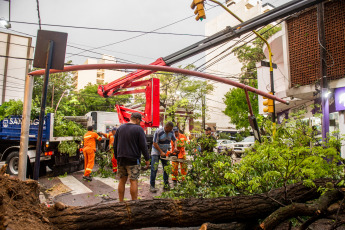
[
  {"xmin": 198, "ymin": 20, "xmax": 285, "ymax": 73},
  {"xmin": 0, "ymin": 54, "xmax": 33, "ymax": 61},
  {"xmin": 66, "ymin": 5, "xmax": 219, "ymax": 59},
  {"xmin": 11, "ymin": 21, "xmax": 207, "ymax": 38},
  {"xmin": 3, "ymin": 29, "xmax": 143, "ymax": 65}
]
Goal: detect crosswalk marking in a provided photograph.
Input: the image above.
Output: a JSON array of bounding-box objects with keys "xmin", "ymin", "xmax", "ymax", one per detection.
[
  {"xmin": 94, "ymin": 176, "xmax": 120, "ymax": 188},
  {"xmin": 59, "ymin": 175, "xmax": 92, "ymax": 195}
]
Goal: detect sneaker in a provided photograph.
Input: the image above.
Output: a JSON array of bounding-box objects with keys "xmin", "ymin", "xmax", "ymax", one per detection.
[
  {"xmin": 163, "ymin": 184, "xmax": 171, "ymax": 191},
  {"xmin": 150, "ymin": 186, "xmax": 157, "ymax": 193},
  {"xmin": 83, "ymin": 176, "xmax": 92, "ymax": 181}
]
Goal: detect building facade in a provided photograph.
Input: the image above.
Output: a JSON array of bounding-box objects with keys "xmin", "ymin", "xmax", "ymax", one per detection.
[
  {"xmin": 205, "ymin": 0, "xmax": 273, "ymax": 133},
  {"xmin": 0, "ymin": 32, "xmax": 33, "ymax": 103},
  {"xmin": 73, "ymin": 54, "xmax": 127, "ymax": 91},
  {"xmin": 257, "ymin": 0, "xmax": 345, "ymax": 156}
]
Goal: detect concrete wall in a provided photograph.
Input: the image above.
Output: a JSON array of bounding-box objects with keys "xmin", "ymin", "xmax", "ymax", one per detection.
[{"xmin": 0, "ymin": 32, "xmax": 33, "ymax": 103}]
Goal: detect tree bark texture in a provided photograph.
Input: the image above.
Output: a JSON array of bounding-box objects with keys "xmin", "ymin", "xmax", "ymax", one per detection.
[
  {"xmin": 199, "ymin": 222, "xmax": 256, "ymax": 230},
  {"xmin": 260, "ymin": 189, "xmax": 344, "ymax": 230},
  {"xmin": 47, "ymin": 179, "xmax": 332, "ymax": 230}
]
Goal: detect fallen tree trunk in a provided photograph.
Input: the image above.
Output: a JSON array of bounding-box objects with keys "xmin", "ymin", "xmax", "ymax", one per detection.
[
  {"xmin": 260, "ymin": 189, "xmax": 344, "ymax": 230},
  {"xmin": 47, "ymin": 179, "xmax": 332, "ymax": 230},
  {"xmin": 199, "ymin": 222, "xmax": 256, "ymax": 230}
]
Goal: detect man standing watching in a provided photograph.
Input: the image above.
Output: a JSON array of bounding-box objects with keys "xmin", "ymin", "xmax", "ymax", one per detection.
[
  {"xmin": 83, "ymin": 126, "xmax": 102, "ymax": 181},
  {"xmin": 114, "ymin": 112, "xmax": 150, "ymax": 201},
  {"xmin": 150, "ymin": 121, "xmax": 176, "ymax": 192},
  {"xmin": 197, "ymin": 127, "xmax": 217, "ymax": 154},
  {"xmin": 168, "ymin": 127, "xmax": 188, "ymax": 186}
]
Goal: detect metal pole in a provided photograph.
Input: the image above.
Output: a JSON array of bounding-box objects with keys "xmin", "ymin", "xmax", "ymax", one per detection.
[
  {"xmin": 244, "ymin": 89, "xmax": 261, "ymax": 143},
  {"xmin": 18, "ymin": 75, "xmax": 34, "ymax": 180},
  {"xmin": 29, "ymin": 64, "xmax": 289, "ymax": 105},
  {"xmin": 202, "ymin": 95, "xmax": 206, "ymax": 130},
  {"xmin": 33, "ymin": 40, "xmax": 54, "ymax": 180},
  {"xmin": 317, "ymin": 3, "xmax": 329, "ymax": 141},
  {"xmin": 270, "ymin": 69, "xmax": 276, "ymax": 123}
]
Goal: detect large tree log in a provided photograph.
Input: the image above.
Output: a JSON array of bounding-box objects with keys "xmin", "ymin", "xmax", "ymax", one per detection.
[
  {"xmin": 47, "ymin": 179, "xmax": 332, "ymax": 230},
  {"xmin": 260, "ymin": 189, "xmax": 344, "ymax": 230},
  {"xmin": 199, "ymin": 222, "xmax": 256, "ymax": 230}
]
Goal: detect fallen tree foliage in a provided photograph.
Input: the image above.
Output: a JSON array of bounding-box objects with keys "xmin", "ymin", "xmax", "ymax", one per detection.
[
  {"xmin": 46, "ymin": 179, "xmax": 334, "ymax": 230},
  {"xmin": 1, "ymin": 166, "xmax": 345, "ymax": 230}
]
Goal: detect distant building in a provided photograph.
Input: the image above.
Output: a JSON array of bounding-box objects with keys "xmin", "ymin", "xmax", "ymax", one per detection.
[
  {"xmin": 0, "ymin": 32, "xmax": 33, "ymax": 103},
  {"xmin": 73, "ymin": 55, "xmax": 127, "ymax": 91},
  {"xmin": 204, "ymin": 0, "xmax": 273, "ymax": 133}
]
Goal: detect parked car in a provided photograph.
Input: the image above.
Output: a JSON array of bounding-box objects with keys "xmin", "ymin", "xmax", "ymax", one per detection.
[
  {"xmin": 232, "ymin": 136, "xmax": 255, "ymax": 157},
  {"xmin": 216, "ymin": 139, "xmax": 236, "ymax": 154}
]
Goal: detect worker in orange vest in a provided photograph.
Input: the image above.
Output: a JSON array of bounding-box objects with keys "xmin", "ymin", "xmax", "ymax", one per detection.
[
  {"xmin": 83, "ymin": 126, "xmax": 102, "ymax": 181},
  {"xmin": 167, "ymin": 127, "xmax": 188, "ymax": 186},
  {"xmin": 101, "ymin": 127, "xmax": 118, "ymax": 173}
]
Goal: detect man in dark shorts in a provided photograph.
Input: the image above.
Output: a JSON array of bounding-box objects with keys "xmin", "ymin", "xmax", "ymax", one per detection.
[{"xmin": 114, "ymin": 112, "xmax": 150, "ymax": 201}]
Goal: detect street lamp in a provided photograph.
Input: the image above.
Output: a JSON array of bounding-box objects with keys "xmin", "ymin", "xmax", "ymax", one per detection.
[
  {"xmin": 0, "ymin": 18, "xmax": 11, "ymax": 29},
  {"xmin": 323, "ymin": 89, "xmax": 332, "ymax": 98}
]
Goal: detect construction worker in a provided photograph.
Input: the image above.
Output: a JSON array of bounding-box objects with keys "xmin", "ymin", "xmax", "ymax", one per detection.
[
  {"xmin": 101, "ymin": 127, "xmax": 118, "ymax": 173},
  {"xmin": 83, "ymin": 126, "xmax": 102, "ymax": 181},
  {"xmin": 197, "ymin": 127, "xmax": 217, "ymax": 155},
  {"xmin": 167, "ymin": 127, "xmax": 188, "ymax": 186}
]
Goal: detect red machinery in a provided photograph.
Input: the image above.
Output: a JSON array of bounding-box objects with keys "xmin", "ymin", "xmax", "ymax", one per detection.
[{"xmin": 97, "ymin": 58, "xmax": 166, "ymax": 127}]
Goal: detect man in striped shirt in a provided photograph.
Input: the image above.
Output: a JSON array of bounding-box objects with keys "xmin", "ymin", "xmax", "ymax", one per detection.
[{"xmin": 150, "ymin": 121, "xmax": 177, "ymax": 192}]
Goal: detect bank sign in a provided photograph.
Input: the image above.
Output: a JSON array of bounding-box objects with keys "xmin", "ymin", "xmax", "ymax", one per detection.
[{"xmin": 335, "ymin": 87, "xmax": 345, "ymax": 111}]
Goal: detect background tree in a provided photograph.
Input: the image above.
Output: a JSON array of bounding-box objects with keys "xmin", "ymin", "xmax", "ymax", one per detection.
[
  {"xmin": 32, "ymin": 63, "xmax": 75, "ymax": 110},
  {"xmin": 152, "ymin": 65, "xmax": 214, "ymax": 132},
  {"xmin": 57, "ymin": 83, "xmax": 131, "ymax": 116},
  {"xmin": 223, "ymin": 25, "xmax": 282, "ymax": 130}
]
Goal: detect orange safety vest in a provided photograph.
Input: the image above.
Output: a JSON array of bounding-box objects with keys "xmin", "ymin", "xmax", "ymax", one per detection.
[
  {"xmin": 171, "ymin": 133, "xmax": 187, "ymax": 159},
  {"xmin": 104, "ymin": 132, "xmax": 115, "ymax": 147},
  {"xmin": 83, "ymin": 131, "xmax": 102, "ymax": 151}
]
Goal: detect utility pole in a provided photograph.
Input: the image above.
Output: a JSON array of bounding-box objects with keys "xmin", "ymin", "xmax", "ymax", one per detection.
[
  {"xmin": 317, "ymin": 3, "xmax": 329, "ymax": 142},
  {"xmin": 202, "ymin": 95, "xmax": 206, "ymax": 130},
  {"xmin": 33, "ymin": 40, "xmax": 54, "ymax": 180},
  {"xmin": 18, "ymin": 75, "xmax": 34, "ymax": 180}
]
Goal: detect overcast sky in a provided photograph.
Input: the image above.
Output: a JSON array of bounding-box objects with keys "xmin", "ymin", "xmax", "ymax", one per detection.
[{"xmin": 0, "ymin": 0, "xmax": 291, "ymax": 68}]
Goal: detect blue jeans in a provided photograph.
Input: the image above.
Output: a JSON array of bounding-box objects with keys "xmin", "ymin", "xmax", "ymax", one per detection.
[{"xmin": 150, "ymin": 155, "xmax": 169, "ymax": 188}]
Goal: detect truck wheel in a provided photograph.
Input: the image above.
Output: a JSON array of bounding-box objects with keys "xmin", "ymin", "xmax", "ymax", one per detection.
[{"xmin": 6, "ymin": 151, "xmax": 20, "ymax": 175}]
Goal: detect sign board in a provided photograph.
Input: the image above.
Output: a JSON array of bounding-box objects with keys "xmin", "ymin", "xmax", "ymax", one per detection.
[
  {"xmin": 33, "ymin": 30, "xmax": 68, "ymax": 70},
  {"xmin": 335, "ymin": 87, "xmax": 345, "ymax": 111}
]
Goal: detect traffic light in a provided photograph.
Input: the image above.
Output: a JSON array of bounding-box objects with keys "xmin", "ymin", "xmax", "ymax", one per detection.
[
  {"xmin": 263, "ymin": 92, "xmax": 274, "ymax": 113},
  {"xmin": 191, "ymin": 0, "xmax": 206, "ymax": 21}
]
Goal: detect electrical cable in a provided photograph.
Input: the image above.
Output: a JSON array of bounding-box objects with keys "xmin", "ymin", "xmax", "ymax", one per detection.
[
  {"xmin": 35, "ymin": 0, "xmax": 42, "ymax": 30},
  {"xmin": 2, "ymin": 29, "xmax": 147, "ymax": 64},
  {"xmin": 158, "ymin": 29, "xmax": 258, "ymax": 89},
  {"xmin": 66, "ymin": 4, "xmax": 219, "ymax": 59},
  {"xmin": 198, "ymin": 19, "xmax": 285, "ymax": 73},
  {"xmin": 11, "ymin": 21, "xmax": 207, "ymax": 38},
  {"xmin": 0, "ymin": 54, "xmax": 33, "ymax": 61}
]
